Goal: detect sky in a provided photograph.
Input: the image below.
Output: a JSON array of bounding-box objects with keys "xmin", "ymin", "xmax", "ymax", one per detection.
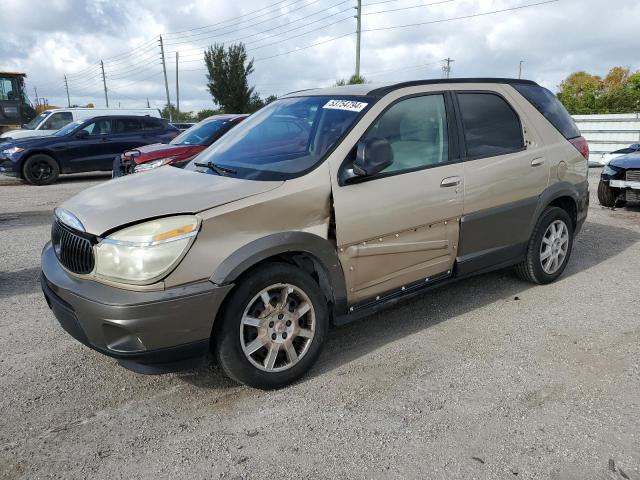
[{"xmin": 2, "ymin": 0, "xmax": 639, "ymax": 113}]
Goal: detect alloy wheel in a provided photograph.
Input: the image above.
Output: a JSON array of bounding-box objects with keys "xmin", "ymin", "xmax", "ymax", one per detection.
[
  {"xmin": 239, "ymin": 283, "xmax": 316, "ymax": 372},
  {"xmin": 539, "ymin": 219, "xmax": 569, "ymax": 274}
]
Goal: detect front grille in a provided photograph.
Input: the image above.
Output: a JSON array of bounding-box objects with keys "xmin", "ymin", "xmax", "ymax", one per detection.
[
  {"xmin": 51, "ymin": 221, "xmax": 95, "ymax": 274},
  {"xmin": 627, "ymin": 189, "xmax": 640, "ymax": 202},
  {"xmin": 626, "ymin": 170, "xmax": 640, "ymax": 182}
]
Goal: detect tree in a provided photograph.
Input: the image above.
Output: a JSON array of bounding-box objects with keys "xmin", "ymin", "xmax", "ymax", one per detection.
[
  {"xmin": 557, "ymin": 67, "xmax": 640, "ymax": 114},
  {"xmin": 161, "ymin": 104, "xmax": 196, "ymax": 122},
  {"xmin": 335, "ymin": 74, "xmax": 367, "ymax": 86},
  {"xmin": 204, "ymin": 43, "xmax": 255, "ymax": 113}
]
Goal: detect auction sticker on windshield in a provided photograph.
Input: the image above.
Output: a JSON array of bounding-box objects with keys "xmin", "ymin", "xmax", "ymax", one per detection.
[{"xmin": 323, "ymin": 99, "xmax": 368, "ymax": 112}]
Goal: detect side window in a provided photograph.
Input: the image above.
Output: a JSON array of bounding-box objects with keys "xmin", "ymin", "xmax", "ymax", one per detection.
[
  {"xmin": 81, "ymin": 119, "xmax": 112, "ymax": 136},
  {"xmin": 363, "ymin": 94, "xmax": 449, "ymax": 174},
  {"xmin": 457, "ymin": 93, "xmax": 524, "ymax": 158},
  {"xmin": 42, "ymin": 112, "xmax": 73, "ymax": 130},
  {"xmin": 142, "ymin": 118, "xmax": 162, "ymax": 130},
  {"xmin": 114, "ymin": 118, "xmax": 143, "ymax": 133}
]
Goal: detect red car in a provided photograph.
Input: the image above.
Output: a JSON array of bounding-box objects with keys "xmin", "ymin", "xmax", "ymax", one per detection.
[{"xmin": 113, "ymin": 114, "xmax": 247, "ymax": 176}]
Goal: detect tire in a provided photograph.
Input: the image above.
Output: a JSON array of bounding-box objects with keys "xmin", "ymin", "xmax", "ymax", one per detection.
[
  {"xmin": 214, "ymin": 263, "xmax": 329, "ymax": 389},
  {"xmin": 515, "ymin": 207, "xmax": 574, "ymax": 285},
  {"xmin": 22, "ymin": 154, "xmax": 60, "ymax": 185},
  {"xmin": 597, "ymin": 180, "xmax": 616, "ymax": 207}
]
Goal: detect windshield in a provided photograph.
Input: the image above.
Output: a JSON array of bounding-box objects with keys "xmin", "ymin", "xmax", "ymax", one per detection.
[
  {"xmin": 171, "ymin": 119, "xmax": 234, "ymax": 146},
  {"xmin": 185, "ymin": 96, "xmax": 372, "ymax": 180},
  {"xmin": 54, "ymin": 120, "xmax": 83, "ymax": 136},
  {"xmin": 24, "ymin": 112, "xmax": 50, "ymax": 130}
]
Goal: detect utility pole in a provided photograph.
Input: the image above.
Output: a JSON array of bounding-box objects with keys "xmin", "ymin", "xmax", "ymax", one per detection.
[
  {"xmin": 100, "ymin": 60, "xmax": 109, "ymax": 107},
  {"xmin": 63, "ymin": 75, "xmax": 71, "ymax": 107},
  {"xmin": 518, "ymin": 60, "xmax": 524, "ymax": 79},
  {"xmin": 33, "ymin": 86, "xmax": 39, "ymax": 107},
  {"xmin": 159, "ymin": 35, "xmax": 172, "ymax": 121},
  {"xmin": 146, "ymin": 98, "xmax": 150, "ymax": 108},
  {"xmin": 175, "ymin": 51, "xmax": 180, "ymax": 116},
  {"xmin": 442, "ymin": 58, "xmax": 454, "ymax": 79},
  {"xmin": 355, "ymin": 0, "xmax": 362, "ymax": 78}
]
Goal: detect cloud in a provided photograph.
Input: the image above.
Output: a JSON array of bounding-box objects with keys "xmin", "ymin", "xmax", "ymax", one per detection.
[{"xmin": 3, "ymin": 0, "xmax": 638, "ymax": 111}]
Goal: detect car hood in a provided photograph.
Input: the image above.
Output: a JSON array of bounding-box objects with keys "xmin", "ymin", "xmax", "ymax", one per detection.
[
  {"xmin": 2, "ymin": 135, "xmax": 58, "ymax": 148},
  {"xmin": 126, "ymin": 143, "xmax": 204, "ymax": 164},
  {"xmin": 609, "ymin": 153, "xmax": 640, "ymax": 169},
  {"xmin": 0, "ymin": 129, "xmax": 49, "ymax": 140},
  {"xmin": 60, "ymin": 166, "xmax": 283, "ymax": 235}
]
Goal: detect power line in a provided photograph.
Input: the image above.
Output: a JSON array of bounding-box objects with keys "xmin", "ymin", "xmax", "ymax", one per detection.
[
  {"xmin": 363, "ymin": 0, "xmax": 560, "ymax": 32},
  {"xmin": 169, "ymin": 0, "xmax": 353, "ymax": 55},
  {"xmin": 362, "ymin": 0, "xmax": 453, "ymax": 16},
  {"xmin": 163, "ymin": 0, "xmax": 322, "ymax": 45},
  {"xmin": 164, "ymin": 0, "xmax": 309, "ymax": 36}
]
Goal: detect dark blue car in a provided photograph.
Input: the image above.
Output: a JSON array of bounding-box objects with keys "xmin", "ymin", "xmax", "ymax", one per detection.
[
  {"xmin": 598, "ymin": 152, "xmax": 640, "ymax": 207},
  {"xmin": 0, "ymin": 115, "xmax": 179, "ymax": 185}
]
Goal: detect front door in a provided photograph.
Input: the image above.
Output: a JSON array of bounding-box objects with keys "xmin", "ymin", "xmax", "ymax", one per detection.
[
  {"xmin": 331, "ymin": 93, "xmax": 463, "ymax": 304},
  {"xmin": 58, "ymin": 118, "xmax": 115, "ymax": 172}
]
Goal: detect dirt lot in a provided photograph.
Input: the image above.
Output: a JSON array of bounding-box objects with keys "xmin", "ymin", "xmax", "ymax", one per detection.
[{"xmin": 0, "ymin": 169, "xmax": 638, "ymax": 480}]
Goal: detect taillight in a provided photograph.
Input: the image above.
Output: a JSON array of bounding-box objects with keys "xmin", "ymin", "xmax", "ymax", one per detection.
[{"xmin": 569, "ymin": 136, "xmax": 589, "ymax": 160}]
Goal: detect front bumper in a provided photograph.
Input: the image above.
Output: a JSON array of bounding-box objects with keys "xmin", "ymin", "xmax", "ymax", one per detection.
[
  {"xmin": 41, "ymin": 242, "xmax": 233, "ymax": 373},
  {"xmin": 609, "ymin": 179, "xmax": 640, "ymax": 190},
  {"xmin": 0, "ymin": 154, "xmax": 18, "ymax": 176}
]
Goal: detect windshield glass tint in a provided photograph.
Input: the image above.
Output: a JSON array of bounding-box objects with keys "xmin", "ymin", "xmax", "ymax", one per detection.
[
  {"xmin": 171, "ymin": 119, "xmax": 231, "ymax": 146},
  {"xmin": 24, "ymin": 112, "xmax": 49, "ymax": 130},
  {"xmin": 54, "ymin": 120, "xmax": 83, "ymax": 136},
  {"xmin": 186, "ymin": 96, "xmax": 372, "ymax": 180}
]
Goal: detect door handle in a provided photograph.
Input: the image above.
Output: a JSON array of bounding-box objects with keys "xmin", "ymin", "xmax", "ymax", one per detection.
[
  {"xmin": 531, "ymin": 157, "xmax": 545, "ymax": 167},
  {"xmin": 440, "ymin": 176, "xmax": 461, "ymax": 188}
]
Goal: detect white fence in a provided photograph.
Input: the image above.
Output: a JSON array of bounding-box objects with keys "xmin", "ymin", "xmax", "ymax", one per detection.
[{"xmin": 572, "ymin": 113, "xmax": 640, "ymax": 163}]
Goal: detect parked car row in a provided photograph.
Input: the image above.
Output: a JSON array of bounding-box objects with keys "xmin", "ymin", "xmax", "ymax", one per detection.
[
  {"xmin": 0, "ymin": 107, "xmax": 161, "ymax": 140},
  {"xmin": 0, "ymin": 112, "xmax": 247, "ymax": 184}
]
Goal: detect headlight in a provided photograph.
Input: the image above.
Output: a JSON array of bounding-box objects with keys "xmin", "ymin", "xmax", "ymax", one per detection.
[
  {"xmin": 134, "ymin": 157, "xmax": 175, "ymax": 172},
  {"xmin": 2, "ymin": 146, "xmax": 24, "ymax": 156},
  {"xmin": 602, "ymin": 165, "xmax": 620, "ymax": 176},
  {"xmin": 95, "ymin": 215, "xmax": 199, "ymax": 284}
]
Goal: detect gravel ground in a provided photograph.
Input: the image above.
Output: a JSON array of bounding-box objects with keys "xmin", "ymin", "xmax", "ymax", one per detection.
[{"xmin": 0, "ymin": 169, "xmax": 638, "ymax": 480}]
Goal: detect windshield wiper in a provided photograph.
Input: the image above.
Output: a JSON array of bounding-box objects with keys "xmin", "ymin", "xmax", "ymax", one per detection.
[{"xmin": 194, "ymin": 161, "xmax": 237, "ymax": 176}]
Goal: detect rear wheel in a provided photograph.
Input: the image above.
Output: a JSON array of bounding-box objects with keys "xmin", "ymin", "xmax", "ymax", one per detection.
[
  {"xmin": 22, "ymin": 154, "xmax": 59, "ymax": 185},
  {"xmin": 214, "ymin": 263, "xmax": 329, "ymax": 389},
  {"xmin": 515, "ymin": 207, "xmax": 574, "ymax": 284}
]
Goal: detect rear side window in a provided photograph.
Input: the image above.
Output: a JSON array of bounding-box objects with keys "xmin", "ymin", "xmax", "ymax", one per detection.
[
  {"xmin": 457, "ymin": 93, "xmax": 524, "ymax": 158},
  {"xmin": 142, "ymin": 118, "xmax": 163, "ymax": 130},
  {"xmin": 512, "ymin": 84, "xmax": 581, "ymax": 139},
  {"xmin": 114, "ymin": 118, "xmax": 143, "ymax": 133}
]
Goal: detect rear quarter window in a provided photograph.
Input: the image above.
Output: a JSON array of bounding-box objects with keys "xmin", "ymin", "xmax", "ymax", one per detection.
[{"xmin": 512, "ymin": 84, "xmax": 581, "ymax": 139}]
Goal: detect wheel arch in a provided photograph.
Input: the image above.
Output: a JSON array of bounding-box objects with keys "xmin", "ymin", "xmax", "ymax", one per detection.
[
  {"xmin": 210, "ymin": 232, "xmax": 348, "ymax": 319},
  {"xmin": 532, "ymin": 182, "xmax": 583, "ymax": 234}
]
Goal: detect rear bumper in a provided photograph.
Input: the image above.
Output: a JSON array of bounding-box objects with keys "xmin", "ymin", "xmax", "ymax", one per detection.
[{"xmin": 41, "ymin": 242, "xmax": 233, "ymax": 373}]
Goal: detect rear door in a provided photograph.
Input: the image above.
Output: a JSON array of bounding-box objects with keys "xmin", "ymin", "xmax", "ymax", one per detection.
[
  {"xmin": 454, "ymin": 86, "xmax": 549, "ymax": 274},
  {"xmin": 331, "ymin": 92, "xmax": 464, "ymax": 304}
]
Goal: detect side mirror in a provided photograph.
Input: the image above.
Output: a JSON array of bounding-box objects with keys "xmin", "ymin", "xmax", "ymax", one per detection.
[
  {"xmin": 353, "ymin": 137, "xmax": 394, "ymax": 176},
  {"xmin": 340, "ymin": 137, "xmax": 394, "ymax": 185},
  {"xmin": 75, "ymin": 130, "xmax": 89, "ymax": 139}
]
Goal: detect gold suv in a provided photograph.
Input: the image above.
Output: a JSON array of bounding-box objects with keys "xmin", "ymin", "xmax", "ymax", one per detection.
[{"xmin": 41, "ymin": 79, "xmax": 589, "ymax": 389}]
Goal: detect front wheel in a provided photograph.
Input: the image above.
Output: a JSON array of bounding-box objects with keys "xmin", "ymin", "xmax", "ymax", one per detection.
[
  {"xmin": 515, "ymin": 207, "xmax": 574, "ymax": 284},
  {"xmin": 22, "ymin": 154, "xmax": 60, "ymax": 185},
  {"xmin": 214, "ymin": 263, "xmax": 329, "ymax": 389},
  {"xmin": 597, "ymin": 180, "xmax": 623, "ymax": 207}
]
